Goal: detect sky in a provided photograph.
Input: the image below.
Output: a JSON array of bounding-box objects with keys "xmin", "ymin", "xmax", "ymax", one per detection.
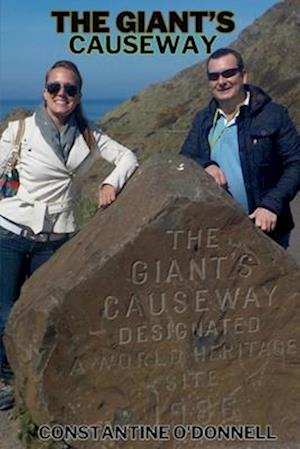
[{"xmin": 0, "ymin": 0, "xmax": 281, "ymax": 101}]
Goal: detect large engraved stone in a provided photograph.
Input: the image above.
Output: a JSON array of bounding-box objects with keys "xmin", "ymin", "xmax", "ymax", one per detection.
[{"xmin": 5, "ymin": 154, "xmax": 300, "ymax": 449}]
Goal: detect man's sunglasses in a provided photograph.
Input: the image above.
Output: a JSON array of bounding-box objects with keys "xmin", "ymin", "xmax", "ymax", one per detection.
[
  {"xmin": 207, "ymin": 67, "xmax": 241, "ymax": 81},
  {"xmin": 46, "ymin": 82, "xmax": 79, "ymax": 97}
]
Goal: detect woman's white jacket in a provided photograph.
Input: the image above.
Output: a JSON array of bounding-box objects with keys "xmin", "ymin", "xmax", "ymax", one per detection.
[{"xmin": 0, "ymin": 114, "xmax": 138, "ymax": 234}]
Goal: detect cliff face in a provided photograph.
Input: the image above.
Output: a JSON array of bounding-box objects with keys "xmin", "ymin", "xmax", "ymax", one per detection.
[{"xmin": 98, "ymin": 0, "xmax": 299, "ymax": 160}]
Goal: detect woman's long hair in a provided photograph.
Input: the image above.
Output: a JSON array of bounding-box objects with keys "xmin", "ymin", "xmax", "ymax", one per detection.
[{"xmin": 45, "ymin": 60, "xmax": 96, "ymax": 150}]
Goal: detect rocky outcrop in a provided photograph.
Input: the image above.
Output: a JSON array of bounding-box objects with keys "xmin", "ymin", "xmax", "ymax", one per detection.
[{"xmin": 5, "ymin": 154, "xmax": 300, "ymax": 449}]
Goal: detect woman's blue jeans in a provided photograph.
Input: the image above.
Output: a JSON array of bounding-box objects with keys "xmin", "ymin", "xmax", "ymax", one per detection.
[{"xmin": 0, "ymin": 226, "xmax": 68, "ymax": 376}]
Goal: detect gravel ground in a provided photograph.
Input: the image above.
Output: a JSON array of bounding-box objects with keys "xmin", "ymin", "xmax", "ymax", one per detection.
[{"xmin": 0, "ymin": 409, "xmax": 23, "ymax": 449}]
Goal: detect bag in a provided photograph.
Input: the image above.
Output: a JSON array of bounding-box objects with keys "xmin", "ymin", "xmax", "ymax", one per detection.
[{"xmin": 0, "ymin": 120, "xmax": 25, "ymax": 199}]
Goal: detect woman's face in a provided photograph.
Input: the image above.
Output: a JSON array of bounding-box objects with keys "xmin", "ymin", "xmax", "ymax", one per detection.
[{"xmin": 43, "ymin": 67, "xmax": 81, "ymax": 124}]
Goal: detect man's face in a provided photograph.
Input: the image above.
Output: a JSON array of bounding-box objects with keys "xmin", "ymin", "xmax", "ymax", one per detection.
[{"xmin": 207, "ymin": 54, "xmax": 247, "ymax": 104}]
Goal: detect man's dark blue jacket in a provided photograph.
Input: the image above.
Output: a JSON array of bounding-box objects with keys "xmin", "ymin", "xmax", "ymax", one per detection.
[{"xmin": 180, "ymin": 84, "xmax": 300, "ymax": 234}]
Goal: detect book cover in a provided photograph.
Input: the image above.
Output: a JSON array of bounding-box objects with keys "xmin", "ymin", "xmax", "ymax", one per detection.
[{"xmin": 1, "ymin": 1, "xmax": 299, "ymax": 449}]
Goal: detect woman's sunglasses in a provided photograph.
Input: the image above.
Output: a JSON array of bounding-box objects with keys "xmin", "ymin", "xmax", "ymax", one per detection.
[
  {"xmin": 46, "ymin": 82, "xmax": 79, "ymax": 97},
  {"xmin": 207, "ymin": 67, "xmax": 241, "ymax": 81}
]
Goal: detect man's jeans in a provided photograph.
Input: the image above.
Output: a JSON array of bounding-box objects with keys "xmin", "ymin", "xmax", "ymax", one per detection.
[{"xmin": 0, "ymin": 226, "xmax": 68, "ymax": 375}]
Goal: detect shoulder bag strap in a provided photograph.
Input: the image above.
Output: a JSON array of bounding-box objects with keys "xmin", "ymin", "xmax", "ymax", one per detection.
[
  {"xmin": 11, "ymin": 119, "xmax": 26, "ymax": 168},
  {"xmin": 15, "ymin": 119, "xmax": 26, "ymax": 155}
]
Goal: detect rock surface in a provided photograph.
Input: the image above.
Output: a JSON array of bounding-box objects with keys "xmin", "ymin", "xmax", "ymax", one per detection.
[{"xmin": 5, "ymin": 154, "xmax": 300, "ymax": 449}]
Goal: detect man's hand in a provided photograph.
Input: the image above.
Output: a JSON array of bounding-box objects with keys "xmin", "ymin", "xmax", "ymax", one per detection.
[
  {"xmin": 98, "ymin": 184, "xmax": 116, "ymax": 208},
  {"xmin": 205, "ymin": 165, "xmax": 228, "ymax": 189},
  {"xmin": 249, "ymin": 207, "xmax": 277, "ymax": 232}
]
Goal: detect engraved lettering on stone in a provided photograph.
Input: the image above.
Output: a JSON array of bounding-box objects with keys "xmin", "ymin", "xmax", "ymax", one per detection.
[
  {"xmin": 165, "ymin": 370, "xmax": 219, "ymax": 392},
  {"xmin": 103, "ymin": 296, "xmax": 119, "ymax": 320},
  {"xmin": 149, "ymin": 293, "xmax": 166, "ymax": 316},
  {"xmin": 165, "ymin": 259, "xmax": 184, "ymax": 283},
  {"xmin": 173, "ymin": 291, "xmax": 188, "ymax": 314},
  {"xmin": 126, "ymin": 294, "xmax": 144, "ymax": 318},
  {"xmin": 166, "ymin": 228, "xmax": 220, "ymax": 251},
  {"xmin": 131, "ymin": 260, "xmax": 148, "ymax": 285},
  {"xmin": 166, "ymin": 230, "xmax": 185, "ymax": 250},
  {"xmin": 195, "ymin": 289, "xmax": 209, "ymax": 313},
  {"xmin": 262, "ymin": 284, "xmax": 278, "ymax": 306}
]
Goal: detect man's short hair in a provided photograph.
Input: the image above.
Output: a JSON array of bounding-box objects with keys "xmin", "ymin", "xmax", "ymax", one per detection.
[{"xmin": 207, "ymin": 48, "xmax": 245, "ymax": 72}]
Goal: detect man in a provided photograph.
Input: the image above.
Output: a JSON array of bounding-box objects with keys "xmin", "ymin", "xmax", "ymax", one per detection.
[{"xmin": 180, "ymin": 48, "xmax": 300, "ymax": 248}]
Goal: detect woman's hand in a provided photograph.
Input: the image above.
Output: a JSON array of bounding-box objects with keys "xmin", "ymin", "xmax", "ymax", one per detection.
[{"xmin": 98, "ymin": 184, "xmax": 117, "ymax": 208}]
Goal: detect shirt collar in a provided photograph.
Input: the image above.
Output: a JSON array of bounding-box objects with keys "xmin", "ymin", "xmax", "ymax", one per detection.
[{"xmin": 215, "ymin": 91, "xmax": 250, "ymax": 125}]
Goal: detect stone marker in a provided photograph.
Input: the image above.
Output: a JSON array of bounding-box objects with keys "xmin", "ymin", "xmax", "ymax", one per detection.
[{"xmin": 5, "ymin": 154, "xmax": 300, "ymax": 449}]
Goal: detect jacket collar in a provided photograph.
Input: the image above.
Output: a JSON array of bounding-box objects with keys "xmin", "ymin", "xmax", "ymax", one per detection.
[{"xmin": 28, "ymin": 114, "xmax": 91, "ymax": 172}]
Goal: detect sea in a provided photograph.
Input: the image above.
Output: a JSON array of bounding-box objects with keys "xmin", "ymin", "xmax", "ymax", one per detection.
[{"xmin": 0, "ymin": 98, "xmax": 125, "ymax": 122}]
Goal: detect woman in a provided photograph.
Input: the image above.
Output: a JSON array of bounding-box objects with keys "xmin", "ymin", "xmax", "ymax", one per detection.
[{"xmin": 0, "ymin": 61, "xmax": 138, "ymax": 409}]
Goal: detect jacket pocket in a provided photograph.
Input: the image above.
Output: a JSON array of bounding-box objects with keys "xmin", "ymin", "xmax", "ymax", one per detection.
[{"xmin": 250, "ymin": 126, "xmax": 277, "ymax": 166}]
